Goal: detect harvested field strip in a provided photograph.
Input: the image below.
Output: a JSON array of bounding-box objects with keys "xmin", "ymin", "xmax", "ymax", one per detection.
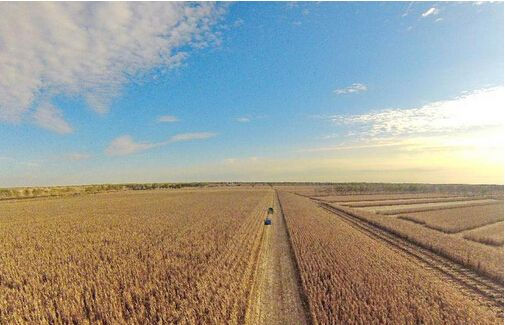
[
  {"xmin": 464, "ymin": 222, "xmax": 504, "ymax": 247},
  {"xmin": 344, "ymin": 196, "xmax": 483, "ymax": 207},
  {"xmin": 320, "ymin": 203, "xmax": 504, "ymax": 314},
  {"xmin": 325, "ymin": 203, "xmax": 503, "ymax": 282},
  {"xmin": 314, "ymin": 193, "xmax": 461, "ymax": 203},
  {"xmin": 369, "ymin": 199, "xmax": 498, "ymax": 215},
  {"xmin": 398, "ymin": 204, "xmax": 504, "ymax": 233},
  {"xmin": 279, "ymin": 192, "xmax": 502, "ymax": 323}
]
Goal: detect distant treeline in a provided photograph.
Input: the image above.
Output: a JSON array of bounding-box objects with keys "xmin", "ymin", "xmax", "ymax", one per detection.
[
  {"xmin": 0, "ymin": 182, "xmax": 208, "ymax": 200},
  {"xmin": 1, "ymin": 182, "xmax": 503, "ymax": 200},
  {"xmin": 307, "ymin": 183, "xmax": 504, "ymax": 196},
  {"xmin": 86, "ymin": 182, "xmax": 208, "ymax": 192}
]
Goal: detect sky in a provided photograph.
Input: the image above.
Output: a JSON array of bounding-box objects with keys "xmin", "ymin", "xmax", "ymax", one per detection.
[{"xmin": 0, "ymin": 1, "xmax": 503, "ymax": 187}]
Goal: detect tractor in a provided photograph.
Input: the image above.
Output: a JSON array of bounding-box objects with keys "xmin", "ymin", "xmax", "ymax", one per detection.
[{"xmin": 264, "ymin": 207, "xmax": 274, "ymax": 225}]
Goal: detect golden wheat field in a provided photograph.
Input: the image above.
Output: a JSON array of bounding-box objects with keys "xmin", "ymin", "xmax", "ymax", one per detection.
[{"xmin": 0, "ymin": 185, "xmax": 503, "ymax": 324}]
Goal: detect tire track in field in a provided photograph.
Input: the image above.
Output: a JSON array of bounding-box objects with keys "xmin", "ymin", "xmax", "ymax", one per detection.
[
  {"xmin": 319, "ymin": 202, "xmax": 504, "ymax": 317},
  {"xmin": 245, "ymin": 190, "xmax": 311, "ymax": 325}
]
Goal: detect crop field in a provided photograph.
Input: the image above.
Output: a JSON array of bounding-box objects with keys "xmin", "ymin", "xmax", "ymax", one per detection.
[
  {"xmin": 0, "ymin": 188, "xmax": 271, "ymax": 323},
  {"xmin": 464, "ymin": 222, "xmax": 504, "ymax": 246},
  {"xmin": 0, "ymin": 185, "xmax": 503, "ymax": 324},
  {"xmin": 313, "ymin": 189, "xmax": 504, "ymax": 284},
  {"xmin": 278, "ymin": 191, "xmax": 501, "ymax": 323},
  {"xmin": 343, "ymin": 196, "xmax": 484, "ymax": 207},
  {"xmin": 366, "ymin": 199, "xmax": 498, "ymax": 215},
  {"xmin": 398, "ymin": 204, "xmax": 504, "ymax": 233},
  {"xmin": 312, "ymin": 193, "xmax": 460, "ymax": 203}
]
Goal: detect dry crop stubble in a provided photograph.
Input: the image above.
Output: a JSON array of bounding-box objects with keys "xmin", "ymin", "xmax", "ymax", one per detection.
[
  {"xmin": 369, "ymin": 199, "xmax": 498, "ymax": 215},
  {"xmin": 312, "ymin": 193, "xmax": 461, "ymax": 203},
  {"xmin": 278, "ymin": 191, "xmax": 502, "ymax": 324},
  {"xmin": 464, "ymin": 222, "xmax": 504, "ymax": 247},
  {"xmin": 343, "ymin": 196, "xmax": 485, "ymax": 207},
  {"xmin": 0, "ymin": 188, "xmax": 271, "ymax": 324},
  {"xmin": 398, "ymin": 203, "xmax": 504, "ymax": 233},
  {"xmin": 330, "ymin": 203, "xmax": 504, "ymax": 282}
]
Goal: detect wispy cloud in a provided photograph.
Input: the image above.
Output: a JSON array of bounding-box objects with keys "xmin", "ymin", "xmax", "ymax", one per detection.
[
  {"xmin": 106, "ymin": 132, "xmax": 216, "ymax": 156},
  {"xmin": 329, "ymin": 86, "xmax": 503, "ymax": 138},
  {"xmin": 106, "ymin": 136, "xmax": 155, "ymax": 156},
  {"xmin": 333, "ymin": 83, "xmax": 368, "ymax": 95},
  {"xmin": 0, "ymin": 3, "xmax": 225, "ymax": 126},
  {"xmin": 169, "ymin": 132, "xmax": 216, "ymax": 142},
  {"xmin": 32, "ymin": 102, "xmax": 73, "ymax": 134},
  {"xmin": 421, "ymin": 7, "xmax": 439, "ymax": 17},
  {"xmin": 299, "ymin": 140, "xmax": 406, "ymax": 153},
  {"xmin": 402, "ymin": 2, "xmax": 415, "ymax": 17},
  {"xmin": 236, "ymin": 117, "xmax": 251, "ymax": 123},
  {"xmin": 157, "ymin": 115, "xmax": 179, "ymax": 123},
  {"xmin": 235, "ymin": 115, "xmax": 267, "ymax": 123}
]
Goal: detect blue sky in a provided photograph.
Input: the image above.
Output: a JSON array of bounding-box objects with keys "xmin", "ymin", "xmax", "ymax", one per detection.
[{"xmin": 0, "ymin": 2, "xmax": 503, "ymax": 186}]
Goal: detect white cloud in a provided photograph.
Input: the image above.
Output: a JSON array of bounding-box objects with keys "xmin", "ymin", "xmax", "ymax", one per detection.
[
  {"xmin": 0, "ymin": 2, "xmax": 225, "ymax": 123},
  {"xmin": 106, "ymin": 135, "xmax": 155, "ymax": 156},
  {"xmin": 333, "ymin": 83, "xmax": 367, "ymax": 95},
  {"xmin": 106, "ymin": 132, "xmax": 216, "ymax": 156},
  {"xmin": 158, "ymin": 115, "xmax": 179, "ymax": 123},
  {"xmin": 329, "ymin": 86, "xmax": 504, "ymax": 138},
  {"xmin": 169, "ymin": 132, "xmax": 216, "ymax": 142},
  {"xmin": 421, "ymin": 7, "xmax": 439, "ymax": 17},
  {"xmin": 32, "ymin": 102, "xmax": 73, "ymax": 134},
  {"xmin": 236, "ymin": 117, "xmax": 251, "ymax": 123},
  {"xmin": 299, "ymin": 140, "xmax": 406, "ymax": 153}
]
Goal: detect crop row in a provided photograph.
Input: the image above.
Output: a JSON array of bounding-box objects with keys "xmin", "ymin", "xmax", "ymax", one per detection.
[
  {"xmin": 398, "ymin": 203, "xmax": 504, "ymax": 234},
  {"xmin": 330, "ymin": 203, "xmax": 503, "ymax": 282},
  {"xmin": 369, "ymin": 199, "xmax": 498, "ymax": 215},
  {"xmin": 464, "ymin": 222, "xmax": 504, "ymax": 247},
  {"xmin": 313, "ymin": 193, "xmax": 459, "ymax": 203},
  {"xmin": 278, "ymin": 191, "xmax": 500, "ymax": 324},
  {"xmin": 0, "ymin": 189, "xmax": 270, "ymax": 324},
  {"xmin": 343, "ymin": 196, "xmax": 483, "ymax": 207}
]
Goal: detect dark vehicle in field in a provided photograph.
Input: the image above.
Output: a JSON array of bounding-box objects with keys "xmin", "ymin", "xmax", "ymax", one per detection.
[
  {"xmin": 268, "ymin": 207, "xmax": 274, "ymax": 214},
  {"xmin": 264, "ymin": 218, "xmax": 272, "ymax": 225}
]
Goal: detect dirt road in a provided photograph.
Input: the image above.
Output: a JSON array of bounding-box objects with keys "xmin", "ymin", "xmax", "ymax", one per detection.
[{"xmin": 245, "ymin": 191, "xmax": 310, "ymax": 325}]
